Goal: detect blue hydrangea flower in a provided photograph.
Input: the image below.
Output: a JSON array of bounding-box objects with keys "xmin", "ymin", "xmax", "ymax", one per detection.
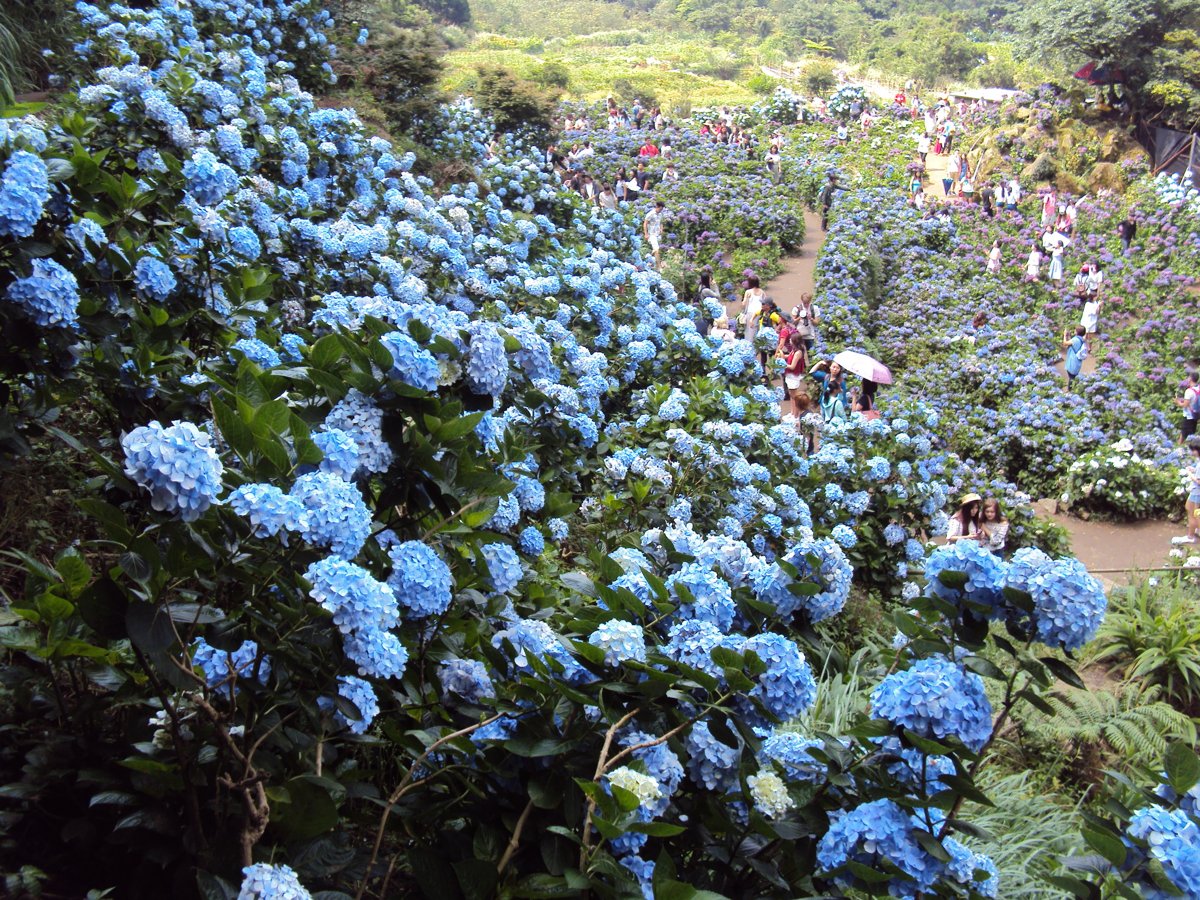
[
  {"xmin": 380, "ymin": 330, "xmax": 439, "ymax": 392},
  {"xmin": 192, "ymin": 638, "xmax": 270, "ymax": 697},
  {"xmin": 0, "ymin": 150, "xmax": 49, "ymax": 238},
  {"xmin": 752, "ymin": 538, "xmax": 851, "ymax": 623},
  {"xmin": 759, "ymin": 730, "xmax": 827, "ymax": 782},
  {"xmin": 518, "ymin": 525, "xmax": 544, "ymax": 556},
  {"xmin": 817, "ymin": 799, "xmax": 944, "ymax": 895},
  {"xmin": 618, "ymin": 854, "xmax": 654, "ymax": 900},
  {"xmin": 1125, "ymin": 806, "xmax": 1200, "ymax": 898},
  {"xmin": 227, "ymin": 483, "xmax": 307, "ymax": 539},
  {"xmin": 321, "ymin": 675, "xmax": 379, "ymax": 735},
  {"xmin": 5, "ymin": 257, "xmax": 79, "ymax": 328},
  {"xmin": 843, "ymin": 490, "xmax": 870, "ymax": 516},
  {"xmin": 1006, "ymin": 550, "xmax": 1107, "ymax": 651},
  {"xmin": 742, "ymin": 632, "xmax": 816, "ymax": 721},
  {"xmin": 183, "ymin": 147, "xmax": 237, "ymax": 204},
  {"xmin": 305, "ymin": 556, "xmax": 399, "ymax": 634},
  {"xmin": 227, "ymin": 225, "xmax": 262, "ymax": 260},
  {"xmin": 480, "ymin": 542, "xmax": 522, "ymax": 593},
  {"xmin": 232, "ymin": 337, "xmax": 281, "ymax": 369},
  {"xmin": 831, "ymin": 524, "xmax": 857, "ymax": 549},
  {"xmin": 512, "ymin": 475, "xmax": 545, "ymax": 513},
  {"xmin": 883, "ymin": 523, "xmax": 907, "ymax": 545},
  {"xmin": 870, "ymin": 658, "xmax": 993, "ymax": 752},
  {"xmin": 589, "ymin": 620, "xmax": 647, "ymax": 666},
  {"xmin": 867, "ymin": 456, "xmax": 891, "ymax": 481},
  {"xmin": 945, "ymin": 837, "xmax": 999, "ymax": 897},
  {"xmin": 923, "ymin": 540, "xmax": 1006, "ymax": 614},
  {"xmin": 290, "ymin": 472, "xmax": 372, "ymax": 559},
  {"xmin": 122, "ymin": 420, "xmax": 223, "ymax": 521},
  {"xmin": 684, "ymin": 720, "xmax": 740, "ymax": 791},
  {"xmin": 440, "ymin": 658, "xmax": 495, "ymax": 703},
  {"xmin": 492, "ymin": 617, "xmax": 587, "ymax": 683},
  {"xmin": 465, "ymin": 321, "xmax": 509, "ymax": 396},
  {"xmin": 548, "ymin": 518, "xmax": 569, "ymax": 542},
  {"xmin": 314, "ymin": 428, "xmax": 360, "ymax": 479},
  {"xmin": 237, "ymin": 862, "xmax": 312, "ymax": 899},
  {"xmin": 388, "ymin": 540, "xmax": 453, "ymax": 617},
  {"xmin": 619, "ymin": 728, "xmax": 684, "ymax": 818},
  {"xmin": 133, "ymin": 255, "xmax": 177, "ymax": 301},
  {"xmin": 667, "ymin": 563, "xmax": 735, "ymax": 631},
  {"xmin": 343, "ymin": 627, "xmax": 408, "ymax": 680}
]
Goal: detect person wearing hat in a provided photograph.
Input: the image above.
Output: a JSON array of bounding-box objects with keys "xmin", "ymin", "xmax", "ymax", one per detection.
[{"xmin": 946, "ymin": 493, "xmax": 983, "ymax": 542}]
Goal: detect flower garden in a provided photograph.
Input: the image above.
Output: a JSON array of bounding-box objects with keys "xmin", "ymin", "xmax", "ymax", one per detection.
[{"xmin": 1, "ymin": 3, "xmax": 1200, "ymax": 899}]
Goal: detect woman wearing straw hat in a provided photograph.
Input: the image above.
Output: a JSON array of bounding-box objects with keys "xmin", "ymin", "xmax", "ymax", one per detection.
[{"xmin": 946, "ymin": 493, "xmax": 983, "ymax": 543}]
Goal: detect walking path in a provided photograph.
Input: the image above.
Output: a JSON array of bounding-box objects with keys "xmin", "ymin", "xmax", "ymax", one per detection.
[{"xmin": 761, "ymin": 203, "xmax": 1165, "ymax": 588}]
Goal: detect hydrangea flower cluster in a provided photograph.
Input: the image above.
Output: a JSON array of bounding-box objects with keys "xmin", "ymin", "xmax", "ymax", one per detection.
[
  {"xmin": 237, "ymin": 863, "xmax": 312, "ymax": 900},
  {"xmin": 589, "ymin": 620, "xmax": 647, "ymax": 666},
  {"xmin": 122, "ymin": 420, "xmax": 224, "ymax": 522},
  {"xmin": 191, "ymin": 638, "xmax": 270, "ymax": 697},
  {"xmin": 1124, "ymin": 806, "xmax": 1200, "ymax": 897},
  {"xmin": 606, "ymin": 766, "xmax": 663, "ymax": 810},
  {"xmin": 321, "ymin": 675, "xmax": 380, "ymax": 735},
  {"xmin": 747, "ymin": 771, "xmax": 794, "ymax": 819},
  {"xmin": 870, "ymin": 658, "xmax": 993, "ymax": 753},
  {"xmin": 387, "ymin": 541, "xmax": 453, "ymax": 618},
  {"xmin": 5, "ymin": 258, "xmax": 80, "ymax": 328}
]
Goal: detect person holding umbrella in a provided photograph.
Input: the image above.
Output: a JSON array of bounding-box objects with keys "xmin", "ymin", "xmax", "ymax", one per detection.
[{"xmin": 831, "ymin": 350, "xmax": 893, "ymax": 420}]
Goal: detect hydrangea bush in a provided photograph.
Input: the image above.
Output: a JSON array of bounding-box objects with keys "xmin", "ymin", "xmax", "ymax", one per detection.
[{"xmin": 0, "ymin": 3, "xmax": 1120, "ymax": 898}]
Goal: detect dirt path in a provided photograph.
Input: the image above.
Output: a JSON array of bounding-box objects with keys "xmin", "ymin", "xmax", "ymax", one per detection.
[{"xmin": 1050, "ymin": 512, "xmax": 1179, "ymax": 589}]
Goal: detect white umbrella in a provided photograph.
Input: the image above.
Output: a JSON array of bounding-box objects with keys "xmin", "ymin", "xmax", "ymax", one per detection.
[{"xmin": 833, "ymin": 350, "xmax": 893, "ymax": 385}]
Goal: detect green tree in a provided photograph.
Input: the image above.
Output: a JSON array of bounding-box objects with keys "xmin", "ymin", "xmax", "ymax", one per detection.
[
  {"xmin": 472, "ymin": 64, "xmax": 558, "ymax": 135},
  {"xmin": 360, "ymin": 27, "xmax": 448, "ymax": 133},
  {"xmin": 1016, "ymin": 0, "xmax": 1200, "ymax": 127}
]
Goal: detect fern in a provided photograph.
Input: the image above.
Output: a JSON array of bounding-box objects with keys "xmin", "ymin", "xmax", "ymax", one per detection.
[
  {"xmin": 958, "ymin": 769, "xmax": 1083, "ymax": 900},
  {"xmin": 1021, "ymin": 682, "xmax": 1195, "ymax": 768},
  {"xmin": 1094, "ymin": 581, "xmax": 1200, "ymax": 706}
]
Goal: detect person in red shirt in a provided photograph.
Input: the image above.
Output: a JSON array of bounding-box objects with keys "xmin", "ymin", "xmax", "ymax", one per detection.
[{"xmin": 638, "ymin": 139, "xmax": 659, "ymax": 157}]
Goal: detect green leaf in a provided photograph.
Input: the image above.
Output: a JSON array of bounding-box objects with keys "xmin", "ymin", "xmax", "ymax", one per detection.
[
  {"xmin": 914, "ymin": 829, "xmax": 951, "ymax": 863},
  {"xmin": 1040, "ymin": 656, "xmax": 1086, "ymax": 690},
  {"xmin": 76, "ymin": 498, "xmax": 132, "ymax": 543},
  {"xmin": 77, "ymin": 578, "xmax": 129, "ymax": 640},
  {"xmin": 1165, "ymin": 742, "xmax": 1200, "ymax": 796},
  {"xmin": 55, "ymin": 550, "xmax": 93, "ymax": 599},
  {"xmin": 270, "ymin": 778, "xmax": 338, "ymax": 842},
  {"xmin": 211, "ymin": 397, "xmax": 255, "ymax": 458},
  {"xmin": 1081, "ymin": 825, "xmax": 1127, "ymax": 867},
  {"xmin": 627, "ymin": 821, "xmax": 687, "ymax": 836},
  {"xmin": 125, "ymin": 603, "xmax": 176, "ymax": 653},
  {"xmin": 936, "ymin": 570, "xmax": 968, "ymax": 590}
]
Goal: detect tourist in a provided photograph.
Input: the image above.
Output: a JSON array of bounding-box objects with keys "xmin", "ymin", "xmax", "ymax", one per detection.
[
  {"xmin": 1047, "ymin": 241, "xmax": 1065, "ymax": 286},
  {"xmin": 614, "ymin": 166, "xmax": 630, "ymax": 202},
  {"xmin": 791, "ymin": 293, "xmax": 820, "ymax": 350},
  {"xmin": 917, "ymin": 132, "xmax": 931, "ymax": 164},
  {"xmin": 810, "ymin": 359, "xmax": 850, "ymax": 423},
  {"xmin": 1041, "ymin": 189, "xmax": 1056, "ymax": 226},
  {"xmin": 1006, "ymin": 176, "xmax": 1021, "ymax": 211},
  {"xmin": 1024, "ymin": 243, "xmax": 1042, "ymax": 283},
  {"xmin": 598, "ymin": 182, "xmax": 618, "ymax": 211},
  {"xmin": 1071, "ymin": 264, "xmax": 1091, "ymax": 296},
  {"xmin": 783, "ymin": 333, "xmax": 809, "ymax": 415},
  {"xmin": 662, "ymin": 163, "xmax": 679, "ymax": 184},
  {"xmin": 765, "ymin": 144, "xmax": 782, "ymax": 182},
  {"xmin": 979, "ymin": 498, "xmax": 1009, "ymax": 554},
  {"xmin": 946, "ymin": 493, "xmax": 982, "ymax": 543},
  {"xmin": 741, "ymin": 275, "xmax": 766, "ymax": 345},
  {"xmin": 945, "ymin": 153, "xmax": 960, "ymax": 196},
  {"xmin": 1062, "ymin": 325, "xmax": 1087, "ymax": 392},
  {"xmin": 1117, "ymin": 216, "xmax": 1137, "ymax": 254},
  {"xmin": 638, "ymin": 138, "xmax": 659, "ymax": 158},
  {"xmin": 643, "ymin": 200, "xmax": 664, "ymax": 270},
  {"xmin": 1182, "ymin": 437, "xmax": 1200, "ymax": 543},
  {"xmin": 710, "ymin": 315, "xmax": 737, "ymax": 342},
  {"xmin": 794, "ymin": 384, "xmax": 821, "ymax": 453},
  {"xmin": 819, "ymin": 173, "xmax": 842, "ymax": 231},
  {"xmin": 851, "ymin": 378, "xmax": 879, "ymax": 419},
  {"xmin": 986, "ymin": 239, "xmax": 1002, "ymax": 274},
  {"xmin": 980, "ymin": 181, "xmax": 996, "ymax": 217},
  {"xmin": 959, "ymin": 173, "xmax": 976, "ymax": 203},
  {"xmin": 1177, "ymin": 372, "xmax": 1200, "ymax": 443},
  {"xmin": 1086, "ymin": 262, "xmax": 1104, "ymax": 297}
]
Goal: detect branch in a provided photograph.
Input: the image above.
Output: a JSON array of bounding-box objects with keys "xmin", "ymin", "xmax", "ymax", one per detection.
[
  {"xmin": 496, "ymin": 798, "xmax": 536, "ymax": 875},
  {"xmin": 355, "ymin": 714, "xmax": 505, "ymax": 900}
]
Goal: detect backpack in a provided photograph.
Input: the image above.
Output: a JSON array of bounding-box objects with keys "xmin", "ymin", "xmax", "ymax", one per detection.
[
  {"xmin": 794, "ymin": 305, "xmax": 816, "ymax": 339},
  {"xmin": 1188, "ymin": 388, "xmax": 1200, "ymax": 419}
]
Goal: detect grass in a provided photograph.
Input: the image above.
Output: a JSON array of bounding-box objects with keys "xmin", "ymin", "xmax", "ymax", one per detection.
[{"xmin": 442, "ymin": 34, "xmax": 759, "ymax": 108}]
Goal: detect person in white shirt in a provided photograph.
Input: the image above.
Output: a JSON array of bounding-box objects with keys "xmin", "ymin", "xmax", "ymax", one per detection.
[
  {"xmin": 1080, "ymin": 296, "xmax": 1102, "ymax": 351},
  {"xmin": 1085, "ymin": 263, "xmax": 1104, "ymax": 297},
  {"xmin": 1007, "ymin": 177, "xmax": 1021, "ymax": 210},
  {"xmin": 917, "ymin": 133, "xmax": 931, "ymax": 163},
  {"xmin": 643, "ymin": 201, "xmax": 664, "ymax": 270},
  {"xmin": 598, "ymin": 184, "xmax": 618, "ymax": 210},
  {"xmin": 979, "ymin": 498, "xmax": 1009, "ymax": 555}
]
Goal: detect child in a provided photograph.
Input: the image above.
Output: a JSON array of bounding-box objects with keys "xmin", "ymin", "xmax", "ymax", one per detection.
[
  {"xmin": 1080, "ymin": 295, "xmax": 1101, "ymax": 352},
  {"xmin": 783, "ymin": 333, "xmax": 808, "ymax": 416},
  {"xmin": 792, "ymin": 383, "xmax": 821, "ymax": 454},
  {"xmin": 986, "ymin": 240, "xmax": 1002, "ymax": 273},
  {"xmin": 1024, "ymin": 244, "xmax": 1042, "ymax": 283},
  {"xmin": 1182, "ymin": 437, "xmax": 1200, "ymax": 543},
  {"xmin": 1062, "ymin": 325, "xmax": 1087, "ymax": 392}
]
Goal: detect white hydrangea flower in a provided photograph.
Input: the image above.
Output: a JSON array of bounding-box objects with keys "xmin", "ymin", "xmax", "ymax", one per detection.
[
  {"xmin": 607, "ymin": 766, "xmax": 663, "ymax": 810},
  {"xmin": 748, "ymin": 771, "xmax": 794, "ymax": 819}
]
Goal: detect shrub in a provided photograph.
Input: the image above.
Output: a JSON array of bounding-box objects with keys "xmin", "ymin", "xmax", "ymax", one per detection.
[
  {"xmin": 360, "ymin": 27, "xmax": 448, "ymax": 134},
  {"xmin": 803, "ymin": 59, "xmax": 838, "ymax": 95},
  {"xmin": 473, "ymin": 64, "xmax": 558, "ymax": 135},
  {"xmin": 1061, "ymin": 442, "xmax": 1181, "ymax": 520}
]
